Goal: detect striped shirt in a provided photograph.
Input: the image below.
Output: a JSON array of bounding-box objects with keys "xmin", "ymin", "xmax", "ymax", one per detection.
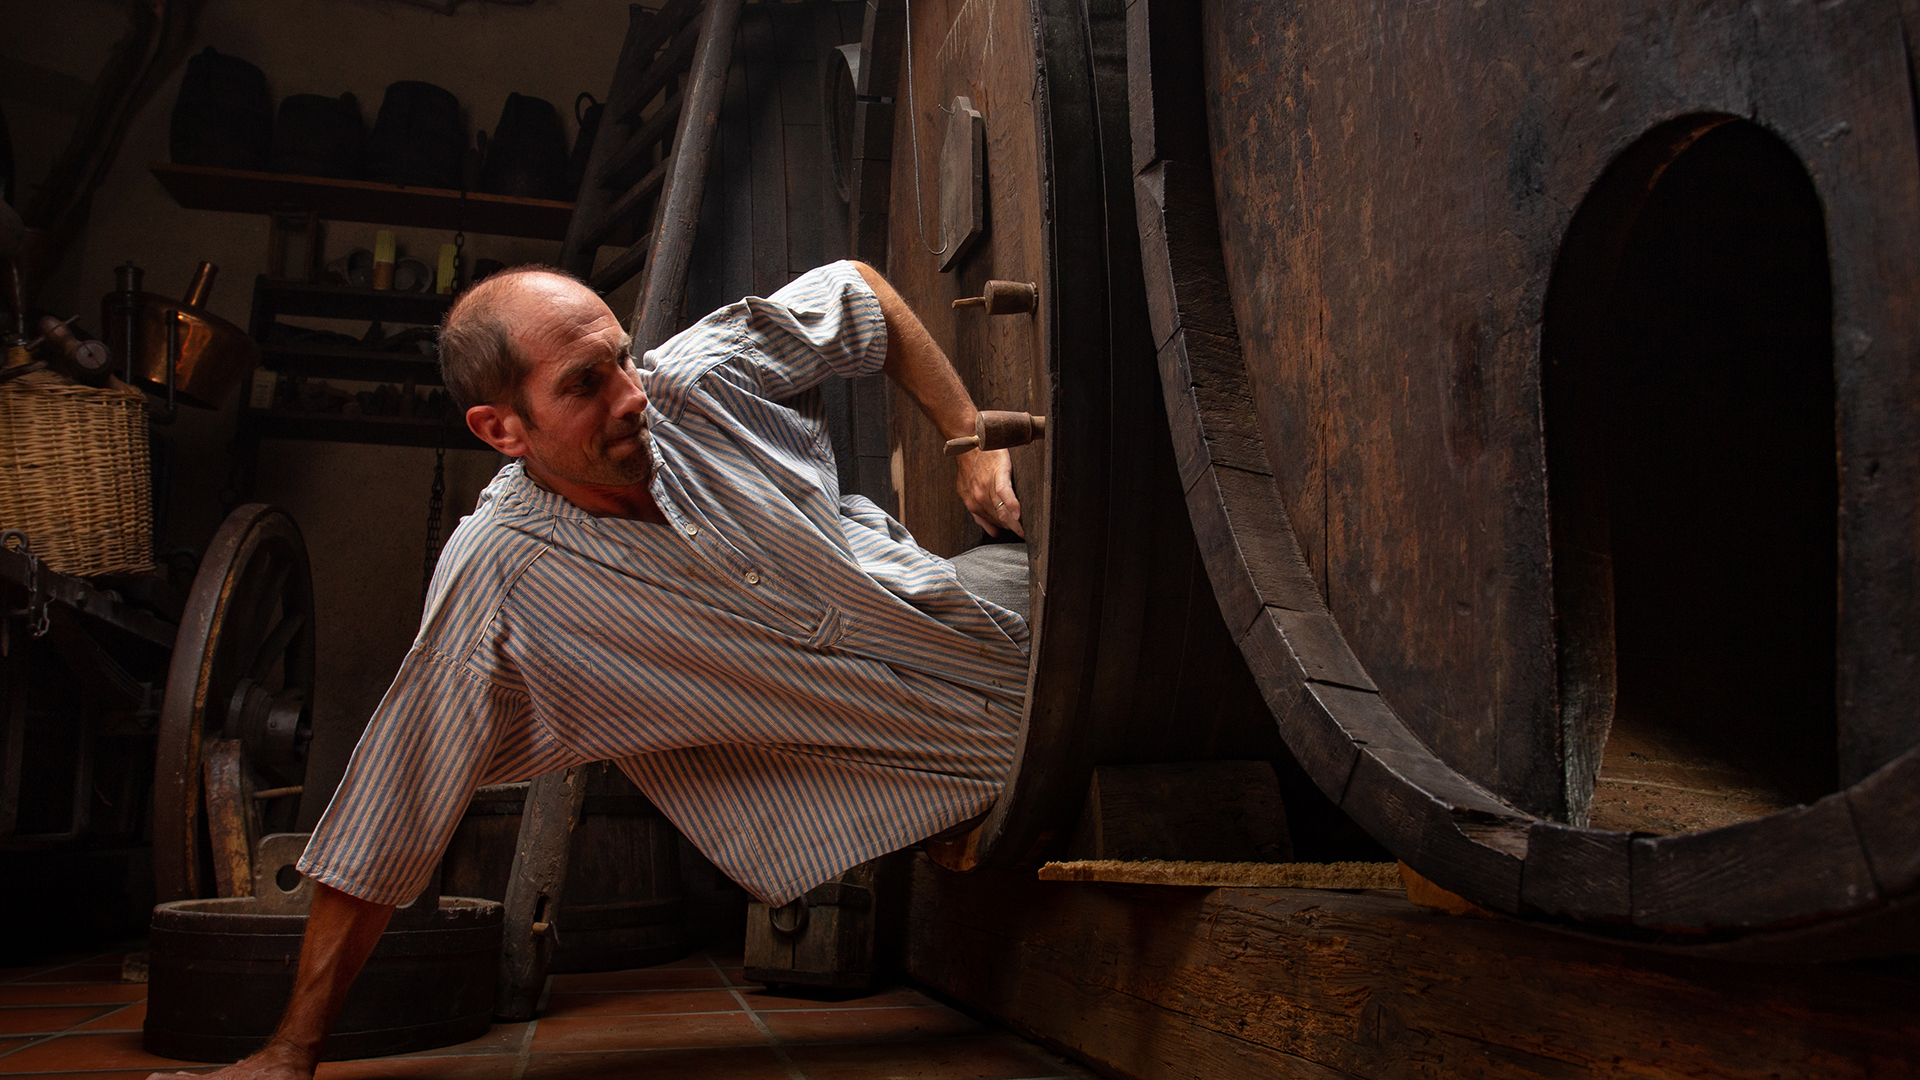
[{"xmin": 298, "ymin": 262, "xmax": 1029, "ymax": 906}]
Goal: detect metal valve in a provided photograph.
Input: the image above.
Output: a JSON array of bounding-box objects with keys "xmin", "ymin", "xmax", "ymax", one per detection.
[
  {"xmin": 952, "ymin": 280, "xmax": 1037, "ymax": 315},
  {"xmin": 945, "ymin": 410, "xmax": 1047, "ymax": 456}
]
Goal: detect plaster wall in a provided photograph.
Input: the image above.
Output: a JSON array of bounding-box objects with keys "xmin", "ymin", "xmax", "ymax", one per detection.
[{"xmin": 2, "ymin": 0, "xmax": 638, "ymax": 823}]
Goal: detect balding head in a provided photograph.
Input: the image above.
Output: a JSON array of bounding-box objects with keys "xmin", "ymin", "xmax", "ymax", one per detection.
[{"xmin": 438, "ymin": 265, "xmax": 596, "ymax": 418}]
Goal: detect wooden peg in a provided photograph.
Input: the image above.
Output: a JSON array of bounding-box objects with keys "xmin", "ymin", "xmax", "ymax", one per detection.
[
  {"xmin": 945, "ymin": 410, "xmax": 1048, "ymax": 455},
  {"xmin": 952, "ymin": 280, "xmax": 1038, "ymax": 315}
]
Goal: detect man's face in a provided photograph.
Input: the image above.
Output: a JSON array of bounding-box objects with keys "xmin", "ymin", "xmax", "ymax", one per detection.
[{"xmin": 508, "ymin": 276, "xmax": 653, "ymax": 491}]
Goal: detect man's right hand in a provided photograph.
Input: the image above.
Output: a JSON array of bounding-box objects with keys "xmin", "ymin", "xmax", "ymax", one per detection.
[
  {"xmin": 148, "ymin": 1039, "xmax": 314, "ymax": 1080},
  {"xmin": 959, "ymin": 447, "xmax": 1024, "ymax": 538}
]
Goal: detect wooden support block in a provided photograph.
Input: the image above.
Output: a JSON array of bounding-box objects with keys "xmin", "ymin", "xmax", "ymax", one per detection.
[
  {"xmin": 909, "ymin": 856, "xmax": 1920, "ymax": 1079},
  {"xmin": 1399, "ymin": 861, "xmax": 1498, "ymax": 918},
  {"xmin": 1124, "ymin": 0, "xmax": 1210, "ymax": 177},
  {"xmin": 744, "ymin": 857, "xmax": 899, "ymax": 990},
  {"xmin": 1063, "ymin": 762, "xmax": 1292, "ymax": 863}
]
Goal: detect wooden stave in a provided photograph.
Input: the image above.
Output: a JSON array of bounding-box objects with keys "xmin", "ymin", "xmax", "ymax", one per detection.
[{"xmin": 1126, "ymin": 0, "xmax": 1920, "ymax": 951}]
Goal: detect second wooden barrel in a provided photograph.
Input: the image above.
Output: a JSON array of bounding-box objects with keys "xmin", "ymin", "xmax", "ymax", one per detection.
[
  {"xmin": 440, "ymin": 764, "xmax": 688, "ymax": 973},
  {"xmin": 1126, "ymin": 0, "xmax": 1920, "ymax": 954}
]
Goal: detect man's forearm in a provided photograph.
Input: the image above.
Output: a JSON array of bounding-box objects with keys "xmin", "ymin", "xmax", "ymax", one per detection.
[
  {"xmin": 852, "ymin": 261, "xmax": 1025, "ymax": 537},
  {"xmin": 149, "ymin": 882, "xmax": 395, "ymax": 1080},
  {"xmin": 270, "ymin": 882, "xmax": 396, "ymax": 1061},
  {"xmin": 856, "ymin": 262, "xmax": 977, "ymax": 441}
]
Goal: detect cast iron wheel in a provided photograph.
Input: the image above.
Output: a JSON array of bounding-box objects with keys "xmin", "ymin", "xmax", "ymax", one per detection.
[{"xmin": 153, "ymin": 504, "xmax": 317, "ymax": 903}]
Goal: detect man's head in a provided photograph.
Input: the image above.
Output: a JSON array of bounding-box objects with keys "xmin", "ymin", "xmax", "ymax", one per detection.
[{"xmin": 440, "ymin": 268, "xmax": 654, "ymax": 495}]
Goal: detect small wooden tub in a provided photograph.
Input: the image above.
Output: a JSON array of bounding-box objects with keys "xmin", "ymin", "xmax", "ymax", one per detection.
[{"xmin": 143, "ymin": 893, "xmax": 501, "ymax": 1062}]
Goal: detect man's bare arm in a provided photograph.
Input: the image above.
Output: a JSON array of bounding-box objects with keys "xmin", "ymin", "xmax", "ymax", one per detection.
[
  {"xmin": 853, "ymin": 261, "xmax": 1024, "ymax": 538},
  {"xmin": 147, "ymin": 883, "xmax": 396, "ymax": 1080}
]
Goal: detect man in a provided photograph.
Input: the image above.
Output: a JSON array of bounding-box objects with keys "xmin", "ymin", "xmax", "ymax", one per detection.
[{"xmin": 153, "ymin": 261, "xmax": 1027, "ymax": 1080}]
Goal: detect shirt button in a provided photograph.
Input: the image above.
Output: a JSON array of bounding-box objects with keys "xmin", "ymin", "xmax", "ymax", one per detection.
[
  {"xmin": 683, "ymin": 523, "xmax": 698, "ymax": 536},
  {"xmin": 744, "ymin": 570, "xmax": 761, "ymax": 585}
]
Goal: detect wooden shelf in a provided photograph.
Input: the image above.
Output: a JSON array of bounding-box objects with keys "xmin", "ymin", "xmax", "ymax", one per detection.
[
  {"xmin": 151, "ymin": 163, "xmax": 575, "ymax": 241},
  {"xmin": 256, "ymin": 277, "xmax": 452, "ymax": 325},
  {"xmin": 239, "ymin": 408, "xmax": 485, "ymax": 451},
  {"xmin": 260, "ymin": 344, "xmax": 443, "ymax": 384}
]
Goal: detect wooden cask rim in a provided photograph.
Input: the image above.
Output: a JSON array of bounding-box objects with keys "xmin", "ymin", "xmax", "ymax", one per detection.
[
  {"xmin": 1126, "ymin": 0, "xmax": 1920, "ymax": 954},
  {"xmin": 890, "ymin": 0, "xmax": 1139, "ymax": 871}
]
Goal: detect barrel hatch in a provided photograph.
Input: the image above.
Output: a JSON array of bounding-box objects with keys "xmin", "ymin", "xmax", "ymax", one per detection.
[{"xmin": 1544, "ymin": 116, "xmax": 1837, "ymax": 834}]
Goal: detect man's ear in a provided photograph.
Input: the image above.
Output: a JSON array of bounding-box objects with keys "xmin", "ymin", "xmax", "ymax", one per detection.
[{"xmin": 467, "ymin": 403, "xmax": 527, "ymax": 456}]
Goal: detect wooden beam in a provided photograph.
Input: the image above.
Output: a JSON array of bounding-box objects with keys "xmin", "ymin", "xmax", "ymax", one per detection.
[
  {"xmin": 906, "ymin": 855, "xmax": 1920, "ymax": 1080},
  {"xmin": 631, "ymin": 0, "xmax": 746, "ymax": 350},
  {"xmin": 559, "ymin": 4, "xmax": 657, "ymax": 277}
]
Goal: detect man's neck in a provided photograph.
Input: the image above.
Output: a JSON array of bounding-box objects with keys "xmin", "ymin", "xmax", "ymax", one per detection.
[{"xmin": 523, "ymin": 464, "xmax": 666, "ymax": 523}]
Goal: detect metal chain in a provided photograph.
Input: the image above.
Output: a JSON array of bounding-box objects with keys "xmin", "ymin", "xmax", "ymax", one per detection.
[
  {"xmin": 454, "ymin": 187, "xmax": 469, "ymax": 287},
  {"xmin": 421, "ymin": 447, "xmax": 447, "ymax": 602}
]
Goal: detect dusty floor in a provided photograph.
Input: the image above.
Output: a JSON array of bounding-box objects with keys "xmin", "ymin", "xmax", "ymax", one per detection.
[{"xmin": 0, "ymin": 947, "xmax": 1094, "ymax": 1080}]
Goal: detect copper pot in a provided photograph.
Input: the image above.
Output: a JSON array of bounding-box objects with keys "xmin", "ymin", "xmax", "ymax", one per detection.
[{"xmin": 102, "ymin": 261, "xmax": 259, "ymax": 409}]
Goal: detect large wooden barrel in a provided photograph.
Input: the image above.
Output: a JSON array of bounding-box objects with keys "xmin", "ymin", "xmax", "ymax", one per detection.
[
  {"xmin": 440, "ymin": 764, "xmax": 689, "ymax": 973},
  {"xmin": 881, "ymin": 0, "xmax": 1294, "ymax": 870},
  {"xmin": 1127, "ymin": 0, "xmax": 1920, "ymax": 953}
]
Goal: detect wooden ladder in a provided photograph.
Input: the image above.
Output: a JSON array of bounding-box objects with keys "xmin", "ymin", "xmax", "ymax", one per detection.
[
  {"xmin": 494, "ymin": 0, "xmax": 744, "ymax": 1023},
  {"xmin": 559, "ymin": 0, "xmax": 746, "ymax": 350}
]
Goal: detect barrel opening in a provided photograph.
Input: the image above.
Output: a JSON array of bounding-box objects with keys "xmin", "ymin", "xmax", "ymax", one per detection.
[{"xmin": 1543, "ymin": 116, "xmax": 1836, "ymax": 834}]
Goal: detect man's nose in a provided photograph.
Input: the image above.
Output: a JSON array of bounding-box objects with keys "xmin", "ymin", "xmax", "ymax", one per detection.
[{"xmin": 613, "ymin": 365, "xmax": 648, "ymax": 413}]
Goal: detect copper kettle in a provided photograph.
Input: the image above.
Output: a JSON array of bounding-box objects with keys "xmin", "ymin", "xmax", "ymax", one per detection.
[{"xmin": 101, "ymin": 261, "xmax": 259, "ymax": 409}]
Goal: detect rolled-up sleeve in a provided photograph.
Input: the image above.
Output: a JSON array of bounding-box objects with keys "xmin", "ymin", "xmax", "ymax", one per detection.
[
  {"xmin": 297, "ymin": 647, "xmax": 528, "ymax": 906},
  {"xmin": 644, "ymin": 262, "xmax": 888, "ymax": 417},
  {"xmin": 737, "ymin": 260, "xmax": 888, "ymax": 397}
]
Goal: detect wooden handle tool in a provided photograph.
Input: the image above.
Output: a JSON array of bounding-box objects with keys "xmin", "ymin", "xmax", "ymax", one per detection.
[
  {"xmin": 945, "ymin": 410, "xmax": 1048, "ymax": 455},
  {"xmin": 952, "ymin": 280, "xmax": 1038, "ymax": 315}
]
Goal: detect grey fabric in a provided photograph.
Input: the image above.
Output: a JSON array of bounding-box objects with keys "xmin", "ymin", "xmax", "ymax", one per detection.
[{"xmin": 951, "ymin": 543, "xmax": 1031, "ymax": 621}]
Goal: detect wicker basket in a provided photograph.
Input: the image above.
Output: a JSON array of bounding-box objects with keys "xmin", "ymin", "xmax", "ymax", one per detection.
[{"xmin": 0, "ymin": 369, "xmax": 154, "ymax": 577}]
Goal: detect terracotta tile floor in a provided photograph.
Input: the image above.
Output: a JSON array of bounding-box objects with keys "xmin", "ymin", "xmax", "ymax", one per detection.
[{"xmin": 0, "ymin": 948, "xmax": 1094, "ymax": 1080}]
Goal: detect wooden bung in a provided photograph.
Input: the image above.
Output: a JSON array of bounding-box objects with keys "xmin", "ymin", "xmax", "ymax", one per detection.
[{"xmin": 944, "ymin": 410, "xmax": 1047, "ymax": 456}]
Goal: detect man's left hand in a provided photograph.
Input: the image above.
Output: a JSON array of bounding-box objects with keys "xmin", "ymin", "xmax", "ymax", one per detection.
[{"xmin": 959, "ymin": 448, "xmax": 1024, "ymax": 538}]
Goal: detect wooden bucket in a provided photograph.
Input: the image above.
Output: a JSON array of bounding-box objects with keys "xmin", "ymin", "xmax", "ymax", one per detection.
[
  {"xmin": 143, "ymin": 895, "xmax": 500, "ymax": 1061},
  {"xmin": 1128, "ymin": 0, "xmax": 1920, "ymax": 953}
]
